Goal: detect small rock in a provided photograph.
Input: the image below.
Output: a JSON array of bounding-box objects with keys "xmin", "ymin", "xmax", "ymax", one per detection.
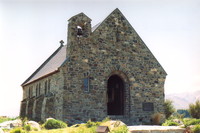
[
  {"xmin": 100, "ymin": 120, "xmax": 126, "ymax": 131},
  {"xmin": 46, "ymin": 118, "xmax": 54, "ymax": 121},
  {"xmin": 0, "ymin": 119, "xmax": 21, "ymax": 129},
  {"xmin": 27, "ymin": 121, "xmax": 41, "ymax": 131}
]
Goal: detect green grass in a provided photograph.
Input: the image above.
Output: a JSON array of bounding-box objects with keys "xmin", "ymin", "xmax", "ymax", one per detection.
[
  {"xmin": 162, "ymin": 120, "xmax": 180, "ymax": 126},
  {"xmin": 0, "ymin": 116, "xmax": 17, "ymax": 123},
  {"xmin": 183, "ymin": 118, "xmax": 200, "ymax": 126},
  {"xmin": 2, "ymin": 117, "xmax": 129, "ymax": 133},
  {"xmin": 192, "ymin": 124, "xmax": 200, "ymax": 133},
  {"xmin": 29, "ymin": 126, "xmax": 97, "ymax": 133}
]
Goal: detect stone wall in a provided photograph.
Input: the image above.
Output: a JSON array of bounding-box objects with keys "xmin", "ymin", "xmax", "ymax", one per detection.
[
  {"xmin": 61, "ymin": 9, "xmax": 166, "ymax": 125},
  {"xmin": 20, "ymin": 71, "xmax": 65, "ymax": 121}
]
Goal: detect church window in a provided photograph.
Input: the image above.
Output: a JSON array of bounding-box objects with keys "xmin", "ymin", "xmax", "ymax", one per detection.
[
  {"xmin": 38, "ymin": 83, "xmax": 41, "ymax": 95},
  {"xmin": 36, "ymin": 86, "xmax": 38, "ymax": 97},
  {"xmin": 36, "ymin": 83, "xmax": 41, "ymax": 97},
  {"xmin": 83, "ymin": 78, "xmax": 89, "ymax": 92},
  {"xmin": 28, "ymin": 86, "xmax": 33, "ymax": 98},
  {"xmin": 45, "ymin": 79, "xmax": 51, "ymax": 95},
  {"xmin": 48, "ymin": 79, "xmax": 51, "ymax": 92},
  {"xmin": 77, "ymin": 26, "xmax": 83, "ymax": 36},
  {"xmin": 28, "ymin": 88, "xmax": 31, "ymax": 98},
  {"xmin": 83, "ymin": 72, "xmax": 89, "ymax": 92},
  {"xmin": 45, "ymin": 81, "xmax": 47, "ymax": 95}
]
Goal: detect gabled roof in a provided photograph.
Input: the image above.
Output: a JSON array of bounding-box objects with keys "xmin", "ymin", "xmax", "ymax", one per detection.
[
  {"xmin": 22, "ymin": 8, "xmax": 166, "ymax": 86},
  {"xmin": 92, "ymin": 8, "xmax": 122, "ymax": 32},
  {"xmin": 92, "ymin": 8, "xmax": 167, "ymax": 75},
  {"xmin": 68, "ymin": 12, "xmax": 91, "ymax": 21},
  {"xmin": 22, "ymin": 44, "xmax": 67, "ymax": 86}
]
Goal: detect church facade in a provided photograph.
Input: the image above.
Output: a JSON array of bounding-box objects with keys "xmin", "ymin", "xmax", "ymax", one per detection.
[{"xmin": 20, "ymin": 8, "xmax": 167, "ymax": 125}]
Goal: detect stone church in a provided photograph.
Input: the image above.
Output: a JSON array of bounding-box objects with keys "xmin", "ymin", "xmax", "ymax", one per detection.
[{"xmin": 20, "ymin": 8, "xmax": 167, "ymax": 125}]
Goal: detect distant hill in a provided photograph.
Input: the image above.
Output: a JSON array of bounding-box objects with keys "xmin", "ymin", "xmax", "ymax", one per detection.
[{"xmin": 165, "ymin": 90, "xmax": 200, "ymax": 109}]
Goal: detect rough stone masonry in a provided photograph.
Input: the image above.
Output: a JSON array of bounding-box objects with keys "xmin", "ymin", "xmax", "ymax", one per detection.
[{"xmin": 20, "ymin": 8, "xmax": 167, "ymax": 125}]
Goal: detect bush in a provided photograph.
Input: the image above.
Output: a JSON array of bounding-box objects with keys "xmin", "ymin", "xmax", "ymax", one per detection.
[
  {"xmin": 102, "ymin": 117, "xmax": 111, "ymax": 122},
  {"xmin": 20, "ymin": 117, "xmax": 28, "ymax": 127},
  {"xmin": 44, "ymin": 119, "xmax": 67, "ymax": 129},
  {"xmin": 189, "ymin": 100, "xmax": 200, "ymax": 119},
  {"xmin": 24, "ymin": 124, "xmax": 31, "ymax": 131},
  {"xmin": 164, "ymin": 99, "xmax": 176, "ymax": 119},
  {"xmin": 162, "ymin": 120, "xmax": 180, "ymax": 126},
  {"xmin": 111, "ymin": 125, "xmax": 128, "ymax": 133},
  {"xmin": 151, "ymin": 113, "xmax": 164, "ymax": 125},
  {"xmin": 85, "ymin": 120, "xmax": 101, "ymax": 128},
  {"xmin": 192, "ymin": 124, "xmax": 200, "ymax": 133},
  {"xmin": 10, "ymin": 128, "xmax": 23, "ymax": 133},
  {"xmin": 183, "ymin": 119, "xmax": 200, "ymax": 126}
]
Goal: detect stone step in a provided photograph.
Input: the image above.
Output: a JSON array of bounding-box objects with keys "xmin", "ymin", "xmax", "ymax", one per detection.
[{"xmin": 128, "ymin": 126, "xmax": 185, "ymax": 133}]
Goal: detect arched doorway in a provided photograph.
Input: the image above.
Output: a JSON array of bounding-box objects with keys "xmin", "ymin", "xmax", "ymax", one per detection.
[{"xmin": 107, "ymin": 75, "xmax": 124, "ymax": 115}]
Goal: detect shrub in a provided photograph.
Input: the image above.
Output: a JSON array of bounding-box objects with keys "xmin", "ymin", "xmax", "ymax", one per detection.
[
  {"xmin": 111, "ymin": 125, "xmax": 128, "ymax": 133},
  {"xmin": 102, "ymin": 117, "xmax": 111, "ymax": 122},
  {"xmin": 85, "ymin": 120, "xmax": 101, "ymax": 128},
  {"xmin": 162, "ymin": 120, "xmax": 180, "ymax": 126},
  {"xmin": 20, "ymin": 117, "xmax": 28, "ymax": 127},
  {"xmin": 184, "ymin": 119, "xmax": 200, "ymax": 126},
  {"xmin": 192, "ymin": 124, "xmax": 200, "ymax": 133},
  {"xmin": 151, "ymin": 113, "xmax": 164, "ymax": 125},
  {"xmin": 164, "ymin": 99, "xmax": 176, "ymax": 119},
  {"xmin": 44, "ymin": 119, "xmax": 67, "ymax": 129},
  {"xmin": 24, "ymin": 124, "xmax": 31, "ymax": 131},
  {"xmin": 10, "ymin": 128, "xmax": 23, "ymax": 133},
  {"xmin": 189, "ymin": 100, "xmax": 200, "ymax": 119}
]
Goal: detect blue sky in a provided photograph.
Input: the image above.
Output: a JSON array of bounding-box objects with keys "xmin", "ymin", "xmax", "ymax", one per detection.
[{"xmin": 0, "ymin": 0, "xmax": 200, "ymax": 116}]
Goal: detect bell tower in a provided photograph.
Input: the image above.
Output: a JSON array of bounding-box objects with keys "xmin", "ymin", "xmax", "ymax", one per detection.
[
  {"xmin": 67, "ymin": 12, "xmax": 92, "ymax": 44},
  {"xmin": 66, "ymin": 13, "xmax": 92, "ymax": 57}
]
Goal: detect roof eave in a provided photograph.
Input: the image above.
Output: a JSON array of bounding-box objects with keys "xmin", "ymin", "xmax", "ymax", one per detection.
[
  {"xmin": 21, "ymin": 44, "xmax": 64, "ymax": 86},
  {"xmin": 21, "ymin": 70, "xmax": 59, "ymax": 87}
]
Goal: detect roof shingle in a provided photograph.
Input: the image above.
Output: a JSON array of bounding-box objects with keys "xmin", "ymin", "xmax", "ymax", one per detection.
[{"xmin": 22, "ymin": 45, "xmax": 67, "ymax": 86}]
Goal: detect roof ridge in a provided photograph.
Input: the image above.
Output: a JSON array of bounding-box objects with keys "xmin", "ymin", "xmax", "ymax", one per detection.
[
  {"xmin": 68, "ymin": 12, "xmax": 91, "ymax": 21},
  {"xmin": 92, "ymin": 8, "xmax": 122, "ymax": 32},
  {"xmin": 21, "ymin": 45, "xmax": 64, "ymax": 86}
]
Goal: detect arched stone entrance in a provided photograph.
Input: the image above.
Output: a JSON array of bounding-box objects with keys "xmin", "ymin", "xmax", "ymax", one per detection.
[{"xmin": 107, "ymin": 75, "xmax": 124, "ymax": 115}]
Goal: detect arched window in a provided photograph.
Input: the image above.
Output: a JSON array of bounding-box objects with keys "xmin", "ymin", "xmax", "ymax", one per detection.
[
  {"xmin": 77, "ymin": 26, "xmax": 83, "ymax": 36},
  {"xmin": 48, "ymin": 79, "xmax": 51, "ymax": 92},
  {"xmin": 45, "ymin": 79, "xmax": 51, "ymax": 95},
  {"xmin": 36, "ymin": 83, "xmax": 41, "ymax": 97},
  {"xmin": 45, "ymin": 81, "xmax": 47, "ymax": 95}
]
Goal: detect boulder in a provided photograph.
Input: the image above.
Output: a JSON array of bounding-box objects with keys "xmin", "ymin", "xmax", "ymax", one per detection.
[
  {"xmin": 100, "ymin": 120, "xmax": 126, "ymax": 131},
  {"xmin": 27, "ymin": 121, "xmax": 41, "ymax": 131},
  {"xmin": 0, "ymin": 119, "xmax": 22, "ymax": 129},
  {"xmin": 46, "ymin": 118, "xmax": 54, "ymax": 121}
]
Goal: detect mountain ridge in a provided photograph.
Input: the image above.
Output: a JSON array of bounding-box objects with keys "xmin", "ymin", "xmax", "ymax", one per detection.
[{"xmin": 165, "ymin": 90, "xmax": 200, "ymax": 109}]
